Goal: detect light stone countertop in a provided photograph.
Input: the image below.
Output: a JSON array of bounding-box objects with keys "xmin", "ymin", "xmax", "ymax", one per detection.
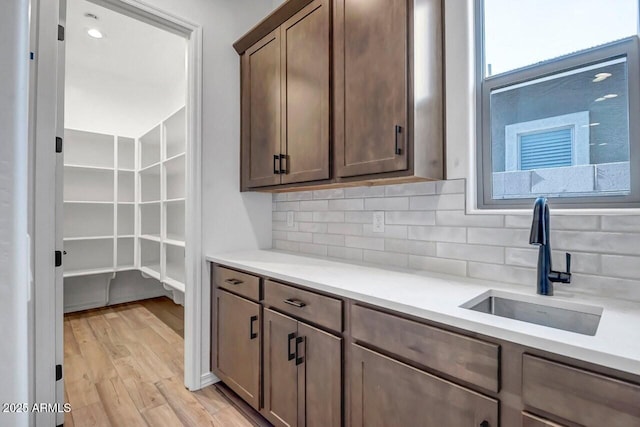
[{"xmin": 206, "ymin": 249, "xmax": 640, "ymax": 376}]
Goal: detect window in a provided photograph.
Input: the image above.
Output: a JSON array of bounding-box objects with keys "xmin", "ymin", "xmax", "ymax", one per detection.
[{"xmin": 477, "ymin": 0, "xmax": 640, "ymax": 208}]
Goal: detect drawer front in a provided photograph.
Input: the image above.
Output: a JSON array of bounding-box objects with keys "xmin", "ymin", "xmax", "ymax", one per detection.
[
  {"xmin": 522, "ymin": 354, "xmax": 640, "ymax": 427},
  {"xmin": 214, "ymin": 265, "xmax": 260, "ymax": 301},
  {"xmin": 264, "ymin": 280, "xmax": 342, "ymax": 332},
  {"xmin": 351, "ymin": 304, "xmax": 500, "ymax": 392},
  {"xmin": 522, "ymin": 412, "xmax": 567, "ymax": 427}
]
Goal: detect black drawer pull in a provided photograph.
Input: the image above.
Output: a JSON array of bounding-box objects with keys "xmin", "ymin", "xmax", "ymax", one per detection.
[
  {"xmin": 479, "ymin": 421, "xmax": 489, "ymax": 427},
  {"xmin": 280, "ymin": 154, "xmax": 287, "ymax": 174},
  {"xmin": 295, "ymin": 336, "xmax": 305, "ymax": 365},
  {"xmin": 249, "ymin": 315, "xmax": 258, "ymax": 340},
  {"xmin": 395, "ymin": 125, "xmax": 403, "ymax": 155},
  {"xmin": 273, "ymin": 154, "xmax": 281, "ymax": 174},
  {"xmin": 224, "ymin": 278, "xmax": 243, "ymax": 286},
  {"xmin": 283, "ymin": 298, "xmax": 306, "ymax": 308},
  {"xmin": 287, "ymin": 332, "xmax": 296, "ymax": 361}
]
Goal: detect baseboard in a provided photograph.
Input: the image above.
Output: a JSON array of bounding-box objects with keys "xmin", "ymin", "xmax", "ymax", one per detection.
[
  {"xmin": 64, "ymin": 288, "xmax": 169, "ymax": 313},
  {"xmin": 64, "ymin": 301, "xmax": 106, "ymax": 314},
  {"xmin": 200, "ymin": 371, "xmax": 220, "ymax": 388}
]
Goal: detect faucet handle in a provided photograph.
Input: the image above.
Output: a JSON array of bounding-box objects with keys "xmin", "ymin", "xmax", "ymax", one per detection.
[{"xmin": 566, "ymin": 252, "xmax": 572, "ymax": 274}]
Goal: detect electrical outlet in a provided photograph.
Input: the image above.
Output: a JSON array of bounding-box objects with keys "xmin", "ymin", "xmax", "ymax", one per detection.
[
  {"xmin": 372, "ymin": 211, "xmax": 385, "ymax": 233},
  {"xmin": 287, "ymin": 211, "xmax": 295, "ymax": 227}
]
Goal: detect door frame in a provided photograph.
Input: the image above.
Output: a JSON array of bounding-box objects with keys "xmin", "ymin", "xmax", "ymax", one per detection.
[{"xmin": 32, "ymin": 1, "xmax": 204, "ymax": 418}]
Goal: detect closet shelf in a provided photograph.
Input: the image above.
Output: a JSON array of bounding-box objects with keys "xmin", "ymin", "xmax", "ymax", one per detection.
[
  {"xmin": 64, "ymin": 200, "xmax": 113, "ymax": 205},
  {"xmin": 64, "ymin": 164, "xmax": 115, "ymax": 171},
  {"xmin": 117, "ymin": 201, "xmax": 135, "ymax": 205},
  {"xmin": 140, "ymin": 265, "xmax": 161, "ymax": 280},
  {"xmin": 117, "ymin": 235, "xmax": 135, "ymax": 239},
  {"xmin": 164, "ymin": 152, "xmax": 186, "ymax": 163},
  {"xmin": 164, "ymin": 237, "xmax": 185, "ymax": 248},
  {"xmin": 116, "ymin": 265, "xmax": 136, "ymax": 272},
  {"xmin": 140, "ymin": 162, "xmax": 161, "ymax": 174},
  {"xmin": 139, "ymin": 200, "xmax": 161, "ymax": 205},
  {"xmin": 64, "ymin": 235, "xmax": 114, "ymax": 242},
  {"xmin": 140, "ymin": 234, "xmax": 161, "ymax": 242},
  {"xmin": 118, "ymin": 168, "xmax": 135, "ymax": 173},
  {"xmin": 64, "ymin": 268, "xmax": 114, "ymax": 278},
  {"xmin": 165, "ymin": 197, "xmax": 185, "ymax": 204},
  {"xmin": 163, "ymin": 277, "xmax": 185, "ymax": 293}
]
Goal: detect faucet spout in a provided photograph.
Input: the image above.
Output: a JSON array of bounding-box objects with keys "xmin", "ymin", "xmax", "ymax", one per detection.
[{"xmin": 529, "ymin": 197, "xmax": 571, "ymax": 295}]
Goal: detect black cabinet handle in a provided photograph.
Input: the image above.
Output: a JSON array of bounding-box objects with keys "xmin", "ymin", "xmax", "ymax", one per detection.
[
  {"xmin": 273, "ymin": 154, "xmax": 281, "ymax": 174},
  {"xmin": 479, "ymin": 421, "xmax": 489, "ymax": 427},
  {"xmin": 287, "ymin": 332, "xmax": 296, "ymax": 361},
  {"xmin": 224, "ymin": 278, "xmax": 243, "ymax": 286},
  {"xmin": 249, "ymin": 315, "xmax": 258, "ymax": 340},
  {"xmin": 295, "ymin": 336, "xmax": 305, "ymax": 365},
  {"xmin": 280, "ymin": 154, "xmax": 287, "ymax": 174},
  {"xmin": 283, "ymin": 298, "xmax": 306, "ymax": 308},
  {"xmin": 395, "ymin": 125, "xmax": 403, "ymax": 155}
]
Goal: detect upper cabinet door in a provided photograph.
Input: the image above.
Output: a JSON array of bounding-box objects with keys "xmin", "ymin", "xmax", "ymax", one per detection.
[
  {"xmin": 242, "ymin": 29, "xmax": 282, "ymax": 188},
  {"xmin": 281, "ymin": 0, "xmax": 331, "ymax": 184},
  {"xmin": 334, "ymin": 0, "xmax": 409, "ymax": 178}
]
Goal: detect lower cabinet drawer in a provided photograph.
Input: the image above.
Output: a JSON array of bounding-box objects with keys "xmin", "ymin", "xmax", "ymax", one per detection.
[
  {"xmin": 350, "ymin": 344, "xmax": 498, "ymax": 427},
  {"xmin": 522, "ymin": 412, "xmax": 567, "ymax": 427},
  {"xmin": 264, "ymin": 279, "xmax": 342, "ymax": 332},
  {"xmin": 214, "ymin": 265, "xmax": 261, "ymax": 301},
  {"xmin": 522, "ymin": 354, "xmax": 640, "ymax": 427},
  {"xmin": 351, "ymin": 304, "xmax": 500, "ymax": 392}
]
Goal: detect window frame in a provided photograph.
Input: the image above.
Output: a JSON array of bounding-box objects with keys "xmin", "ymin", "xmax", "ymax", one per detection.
[{"xmin": 475, "ymin": 0, "xmax": 640, "ymax": 209}]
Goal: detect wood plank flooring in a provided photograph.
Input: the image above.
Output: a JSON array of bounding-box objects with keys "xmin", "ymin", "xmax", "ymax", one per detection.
[{"xmin": 64, "ymin": 297, "xmax": 254, "ymax": 427}]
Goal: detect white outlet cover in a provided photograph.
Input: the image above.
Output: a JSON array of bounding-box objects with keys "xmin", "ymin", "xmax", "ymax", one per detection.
[
  {"xmin": 372, "ymin": 211, "xmax": 385, "ymax": 233},
  {"xmin": 287, "ymin": 211, "xmax": 295, "ymax": 227}
]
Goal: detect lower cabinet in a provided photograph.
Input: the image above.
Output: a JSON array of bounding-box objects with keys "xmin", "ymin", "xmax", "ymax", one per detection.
[
  {"xmin": 350, "ymin": 344, "xmax": 499, "ymax": 427},
  {"xmin": 263, "ymin": 308, "xmax": 341, "ymax": 427},
  {"xmin": 214, "ymin": 289, "xmax": 261, "ymax": 409}
]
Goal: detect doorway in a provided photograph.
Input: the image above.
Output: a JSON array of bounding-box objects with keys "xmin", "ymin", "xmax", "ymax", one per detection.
[{"xmin": 57, "ymin": 0, "xmax": 203, "ymax": 424}]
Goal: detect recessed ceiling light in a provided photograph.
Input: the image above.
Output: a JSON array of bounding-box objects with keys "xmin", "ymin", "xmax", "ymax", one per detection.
[
  {"xmin": 595, "ymin": 97, "xmax": 606, "ymax": 102},
  {"xmin": 603, "ymin": 94, "xmax": 618, "ymax": 99},
  {"xmin": 87, "ymin": 28, "xmax": 103, "ymax": 39},
  {"xmin": 599, "ymin": 143, "xmax": 608, "ymax": 146},
  {"xmin": 592, "ymin": 72, "xmax": 612, "ymax": 82}
]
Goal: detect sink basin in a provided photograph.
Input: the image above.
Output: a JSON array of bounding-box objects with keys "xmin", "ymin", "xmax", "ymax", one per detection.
[{"xmin": 461, "ymin": 290, "xmax": 603, "ymax": 336}]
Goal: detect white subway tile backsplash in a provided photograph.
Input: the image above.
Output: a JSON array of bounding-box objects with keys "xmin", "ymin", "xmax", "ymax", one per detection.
[
  {"xmin": 436, "ymin": 179, "xmax": 465, "ymax": 194},
  {"xmin": 328, "ymin": 246, "xmax": 363, "ymax": 261},
  {"xmin": 313, "ymin": 233, "xmax": 345, "ymax": 246},
  {"xmin": 299, "ymin": 242, "xmax": 328, "ymax": 257},
  {"xmin": 436, "ymin": 210, "xmax": 503, "ymax": 227},
  {"xmin": 409, "ymin": 255, "xmax": 467, "ymax": 276},
  {"xmin": 272, "ymin": 181, "xmax": 640, "ymax": 302},
  {"xmin": 365, "ymin": 197, "xmax": 410, "ymax": 211},
  {"xmin": 329, "ymin": 198, "xmax": 364, "ymax": 211},
  {"xmin": 386, "ymin": 211, "xmax": 436, "ymax": 226},
  {"xmin": 313, "ymin": 188, "xmax": 344, "ymax": 199},
  {"xmin": 344, "ymin": 186, "xmax": 386, "ymax": 198},
  {"xmin": 384, "ymin": 181, "xmax": 436, "ymax": 197},
  {"xmin": 327, "ymin": 223, "xmax": 363, "ymax": 236},
  {"xmin": 345, "ymin": 211, "xmax": 374, "ymax": 224},
  {"xmin": 601, "ymin": 215, "xmax": 640, "ymax": 232},
  {"xmin": 601, "ymin": 255, "xmax": 640, "ymax": 280},
  {"xmin": 364, "ymin": 250, "xmax": 409, "ymax": 268},
  {"xmin": 436, "ymin": 242, "xmax": 504, "ymax": 264},
  {"xmin": 300, "ymin": 200, "xmax": 328, "ymax": 211},
  {"xmin": 312, "ymin": 211, "xmax": 345, "ymax": 223},
  {"xmin": 345, "ymin": 235, "xmax": 385, "ymax": 251},
  {"xmin": 410, "ymin": 194, "xmax": 465, "ymax": 211},
  {"xmin": 363, "ymin": 224, "xmax": 408, "ymax": 239},
  {"xmin": 409, "ymin": 226, "xmax": 466, "ymax": 243}
]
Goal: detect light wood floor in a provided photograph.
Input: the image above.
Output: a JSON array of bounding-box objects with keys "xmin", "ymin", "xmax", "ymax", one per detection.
[{"xmin": 64, "ymin": 297, "xmax": 254, "ymax": 427}]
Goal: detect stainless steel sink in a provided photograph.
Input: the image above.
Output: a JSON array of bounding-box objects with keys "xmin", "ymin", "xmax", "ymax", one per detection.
[{"xmin": 461, "ymin": 291, "xmax": 603, "ymax": 336}]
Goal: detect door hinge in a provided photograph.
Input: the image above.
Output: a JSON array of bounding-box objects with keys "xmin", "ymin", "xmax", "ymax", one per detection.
[
  {"xmin": 56, "ymin": 137, "xmax": 63, "ymax": 153},
  {"xmin": 55, "ymin": 250, "xmax": 62, "ymax": 267},
  {"xmin": 57, "ymin": 25, "xmax": 65, "ymax": 41},
  {"xmin": 55, "ymin": 364, "xmax": 62, "ymax": 381}
]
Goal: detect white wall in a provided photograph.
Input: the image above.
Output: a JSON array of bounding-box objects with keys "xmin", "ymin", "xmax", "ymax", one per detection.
[
  {"xmin": 0, "ymin": 0, "xmax": 30, "ymax": 425},
  {"xmin": 133, "ymin": 0, "xmax": 274, "ymax": 377}
]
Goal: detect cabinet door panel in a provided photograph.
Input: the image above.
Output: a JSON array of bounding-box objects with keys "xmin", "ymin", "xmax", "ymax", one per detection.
[
  {"xmin": 242, "ymin": 29, "xmax": 282, "ymax": 188},
  {"xmin": 281, "ymin": 0, "xmax": 330, "ymax": 184},
  {"xmin": 215, "ymin": 290, "xmax": 261, "ymax": 409},
  {"xmin": 350, "ymin": 344, "xmax": 498, "ymax": 427},
  {"xmin": 263, "ymin": 308, "xmax": 299, "ymax": 427},
  {"xmin": 335, "ymin": 0, "xmax": 409, "ymax": 177},
  {"xmin": 299, "ymin": 322, "xmax": 342, "ymax": 427}
]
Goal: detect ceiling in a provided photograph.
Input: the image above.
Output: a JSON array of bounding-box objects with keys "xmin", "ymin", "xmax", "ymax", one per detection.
[{"xmin": 64, "ymin": 0, "xmax": 186, "ymax": 137}]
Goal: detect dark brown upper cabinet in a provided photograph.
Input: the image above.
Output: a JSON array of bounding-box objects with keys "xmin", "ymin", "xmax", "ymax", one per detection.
[
  {"xmin": 235, "ymin": 0, "xmax": 443, "ymax": 191},
  {"xmin": 334, "ymin": 0, "xmax": 443, "ymax": 181},
  {"xmin": 239, "ymin": 0, "xmax": 330, "ymax": 190}
]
